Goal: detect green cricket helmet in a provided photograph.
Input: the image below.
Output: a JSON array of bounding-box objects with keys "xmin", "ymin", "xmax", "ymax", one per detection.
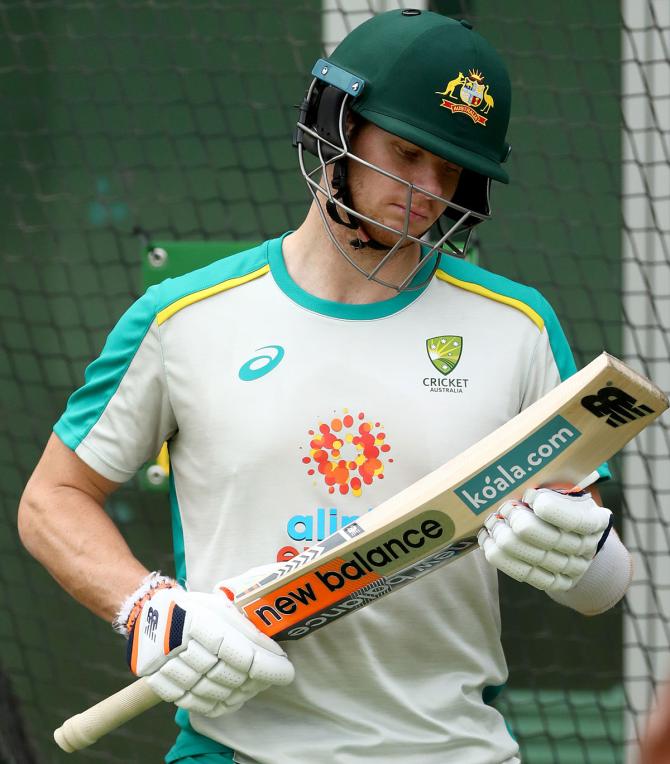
[{"xmin": 294, "ymin": 9, "xmax": 512, "ymax": 290}]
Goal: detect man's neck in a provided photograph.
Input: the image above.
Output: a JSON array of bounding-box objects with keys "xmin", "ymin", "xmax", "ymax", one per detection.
[{"xmin": 281, "ymin": 204, "xmax": 423, "ymax": 304}]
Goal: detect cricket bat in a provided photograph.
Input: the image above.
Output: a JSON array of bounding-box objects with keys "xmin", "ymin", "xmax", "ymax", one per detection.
[{"xmin": 54, "ymin": 352, "xmax": 668, "ymax": 752}]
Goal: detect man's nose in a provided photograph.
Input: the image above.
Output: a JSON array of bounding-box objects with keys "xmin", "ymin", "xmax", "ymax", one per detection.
[{"xmin": 413, "ymin": 163, "xmax": 445, "ymax": 200}]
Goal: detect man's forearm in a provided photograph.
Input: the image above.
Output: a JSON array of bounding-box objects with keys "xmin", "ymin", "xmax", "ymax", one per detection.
[{"xmin": 18, "ymin": 482, "xmax": 149, "ymax": 622}]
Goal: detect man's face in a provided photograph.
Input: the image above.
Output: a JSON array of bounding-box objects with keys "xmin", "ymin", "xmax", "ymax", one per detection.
[{"xmin": 346, "ymin": 122, "xmax": 463, "ymax": 247}]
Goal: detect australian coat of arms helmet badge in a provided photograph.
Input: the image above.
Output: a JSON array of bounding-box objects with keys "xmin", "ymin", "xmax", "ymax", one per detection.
[{"xmin": 436, "ymin": 69, "xmax": 493, "ymax": 125}]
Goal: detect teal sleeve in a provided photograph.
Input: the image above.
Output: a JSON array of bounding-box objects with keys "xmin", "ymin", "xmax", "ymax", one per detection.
[{"xmin": 54, "ymin": 287, "xmax": 159, "ymax": 449}]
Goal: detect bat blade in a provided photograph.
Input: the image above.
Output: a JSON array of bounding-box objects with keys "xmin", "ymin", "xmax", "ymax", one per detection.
[
  {"xmin": 53, "ymin": 353, "xmax": 668, "ymax": 752},
  {"xmin": 233, "ymin": 352, "xmax": 668, "ymax": 639}
]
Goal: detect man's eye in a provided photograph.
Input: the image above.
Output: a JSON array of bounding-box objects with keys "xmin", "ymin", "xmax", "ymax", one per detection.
[{"xmin": 442, "ymin": 164, "xmax": 461, "ymax": 178}]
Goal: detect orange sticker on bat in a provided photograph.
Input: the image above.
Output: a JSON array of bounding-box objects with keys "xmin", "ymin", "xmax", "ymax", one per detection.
[{"xmin": 242, "ymin": 557, "xmax": 382, "ymax": 636}]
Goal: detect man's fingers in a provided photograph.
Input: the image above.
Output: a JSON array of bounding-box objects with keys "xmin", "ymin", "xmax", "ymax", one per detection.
[
  {"xmin": 524, "ymin": 488, "xmax": 612, "ymax": 535},
  {"xmin": 478, "ymin": 532, "xmax": 574, "ymax": 592},
  {"xmin": 482, "ymin": 521, "xmax": 591, "ymax": 576},
  {"xmin": 206, "ymin": 660, "xmax": 247, "ymax": 689},
  {"xmin": 190, "ymin": 677, "xmax": 234, "ymax": 704},
  {"xmin": 179, "ymin": 640, "xmax": 219, "ymax": 675},
  {"xmin": 249, "ymin": 648, "xmax": 296, "ymax": 686},
  {"xmin": 478, "ymin": 485, "xmax": 615, "ymax": 595},
  {"xmin": 501, "ymin": 503, "xmax": 601, "ymax": 557},
  {"xmin": 146, "ymin": 672, "xmax": 185, "ymax": 703}
]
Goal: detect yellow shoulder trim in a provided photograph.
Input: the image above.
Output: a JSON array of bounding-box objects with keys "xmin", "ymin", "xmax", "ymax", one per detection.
[
  {"xmin": 435, "ymin": 269, "xmax": 544, "ymax": 331},
  {"xmin": 157, "ymin": 264, "xmax": 270, "ymax": 326}
]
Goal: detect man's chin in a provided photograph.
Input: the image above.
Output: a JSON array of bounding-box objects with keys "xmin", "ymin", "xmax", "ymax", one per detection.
[{"xmin": 351, "ymin": 220, "xmax": 429, "ymax": 250}]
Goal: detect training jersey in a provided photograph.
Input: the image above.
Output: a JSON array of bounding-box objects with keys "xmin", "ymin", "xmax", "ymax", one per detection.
[{"xmin": 54, "ymin": 234, "xmax": 605, "ymax": 764}]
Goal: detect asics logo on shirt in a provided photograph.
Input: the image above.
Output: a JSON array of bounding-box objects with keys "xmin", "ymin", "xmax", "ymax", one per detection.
[{"xmin": 239, "ymin": 345, "xmax": 285, "ymax": 381}]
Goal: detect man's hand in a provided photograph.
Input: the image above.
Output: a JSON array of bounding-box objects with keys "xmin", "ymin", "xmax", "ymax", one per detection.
[
  {"xmin": 477, "ymin": 487, "xmax": 614, "ymax": 592},
  {"xmin": 124, "ymin": 580, "xmax": 295, "ymax": 717}
]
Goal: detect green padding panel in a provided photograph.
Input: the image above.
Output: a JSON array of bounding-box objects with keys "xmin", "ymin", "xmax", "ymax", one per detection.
[{"xmin": 142, "ymin": 240, "xmax": 259, "ymax": 288}]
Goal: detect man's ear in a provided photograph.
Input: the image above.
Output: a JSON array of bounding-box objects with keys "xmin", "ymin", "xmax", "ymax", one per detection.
[{"xmin": 345, "ymin": 112, "xmax": 362, "ymax": 147}]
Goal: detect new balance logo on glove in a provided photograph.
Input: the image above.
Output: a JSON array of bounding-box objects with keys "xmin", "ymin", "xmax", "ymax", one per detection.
[{"xmin": 144, "ymin": 607, "xmax": 159, "ymax": 641}]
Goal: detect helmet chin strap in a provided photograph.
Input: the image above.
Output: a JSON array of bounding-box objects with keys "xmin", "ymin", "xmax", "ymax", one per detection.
[
  {"xmin": 325, "ymin": 158, "xmax": 357, "ymax": 229},
  {"xmin": 347, "ymin": 203, "xmax": 392, "ymax": 251},
  {"xmin": 349, "ymin": 237, "xmax": 386, "ymax": 251}
]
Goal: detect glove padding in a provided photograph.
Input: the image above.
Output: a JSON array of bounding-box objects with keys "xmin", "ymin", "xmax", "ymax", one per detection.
[
  {"xmin": 128, "ymin": 585, "xmax": 294, "ymax": 717},
  {"xmin": 478, "ymin": 487, "xmax": 614, "ymax": 593}
]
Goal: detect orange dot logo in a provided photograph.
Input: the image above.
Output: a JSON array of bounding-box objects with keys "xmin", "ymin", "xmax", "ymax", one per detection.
[{"xmin": 301, "ymin": 411, "xmax": 393, "ymax": 497}]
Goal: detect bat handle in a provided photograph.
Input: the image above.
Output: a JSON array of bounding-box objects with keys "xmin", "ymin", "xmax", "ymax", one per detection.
[
  {"xmin": 573, "ymin": 470, "xmax": 601, "ymax": 491},
  {"xmin": 53, "ymin": 677, "xmax": 160, "ymax": 752}
]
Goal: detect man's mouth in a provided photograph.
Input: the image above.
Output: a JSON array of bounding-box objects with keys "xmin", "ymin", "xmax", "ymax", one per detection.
[{"xmin": 390, "ymin": 203, "xmax": 428, "ymax": 222}]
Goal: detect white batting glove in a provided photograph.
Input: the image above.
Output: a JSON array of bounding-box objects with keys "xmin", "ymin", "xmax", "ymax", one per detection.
[
  {"xmin": 119, "ymin": 575, "xmax": 294, "ymax": 717},
  {"xmin": 478, "ymin": 487, "xmax": 614, "ymax": 593}
]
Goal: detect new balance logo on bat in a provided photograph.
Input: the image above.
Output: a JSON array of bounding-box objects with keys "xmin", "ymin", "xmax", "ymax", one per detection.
[
  {"xmin": 246, "ymin": 513, "xmax": 452, "ymax": 631},
  {"xmin": 581, "ymin": 386, "xmax": 655, "ymax": 428},
  {"xmin": 343, "ymin": 522, "xmax": 364, "ymax": 538}
]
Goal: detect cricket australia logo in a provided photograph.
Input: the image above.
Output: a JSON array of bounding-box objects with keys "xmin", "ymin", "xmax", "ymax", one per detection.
[
  {"xmin": 435, "ymin": 69, "xmax": 493, "ymax": 126},
  {"xmin": 423, "ymin": 335, "xmax": 468, "ymax": 394},
  {"xmin": 427, "ymin": 335, "xmax": 463, "ymax": 375}
]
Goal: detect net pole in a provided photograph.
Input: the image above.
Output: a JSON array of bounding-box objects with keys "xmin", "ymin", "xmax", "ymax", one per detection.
[{"xmin": 622, "ymin": 0, "xmax": 670, "ymax": 760}]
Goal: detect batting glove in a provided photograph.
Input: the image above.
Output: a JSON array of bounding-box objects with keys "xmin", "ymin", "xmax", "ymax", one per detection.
[
  {"xmin": 116, "ymin": 574, "xmax": 294, "ymax": 717},
  {"xmin": 478, "ymin": 487, "xmax": 614, "ymax": 593}
]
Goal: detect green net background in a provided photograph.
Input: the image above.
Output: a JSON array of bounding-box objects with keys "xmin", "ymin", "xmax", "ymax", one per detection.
[{"xmin": 1, "ymin": 1, "xmax": 668, "ymax": 762}]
